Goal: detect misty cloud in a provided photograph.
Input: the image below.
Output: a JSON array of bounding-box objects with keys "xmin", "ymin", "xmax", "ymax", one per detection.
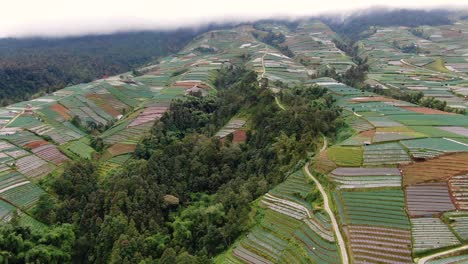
[{"xmin": 2, "ymin": 0, "xmax": 467, "ymax": 38}]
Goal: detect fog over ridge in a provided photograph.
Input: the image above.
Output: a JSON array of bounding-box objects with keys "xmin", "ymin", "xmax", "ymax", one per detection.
[{"xmin": 2, "ymin": 0, "xmax": 468, "ymax": 38}]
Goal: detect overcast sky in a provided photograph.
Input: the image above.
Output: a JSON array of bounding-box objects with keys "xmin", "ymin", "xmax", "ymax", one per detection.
[{"xmin": 2, "ymin": 0, "xmax": 467, "ymax": 38}]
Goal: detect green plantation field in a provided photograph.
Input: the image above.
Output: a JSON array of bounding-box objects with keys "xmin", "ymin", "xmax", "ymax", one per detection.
[{"xmin": 327, "ymin": 146, "xmax": 363, "ymax": 167}]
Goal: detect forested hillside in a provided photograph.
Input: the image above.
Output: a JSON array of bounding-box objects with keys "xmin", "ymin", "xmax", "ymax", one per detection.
[{"xmin": 0, "ymin": 30, "xmax": 204, "ymax": 105}]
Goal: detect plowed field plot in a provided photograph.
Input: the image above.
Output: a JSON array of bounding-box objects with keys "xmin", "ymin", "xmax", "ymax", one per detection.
[
  {"xmin": 411, "ymin": 217, "xmax": 460, "ymax": 253},
  {"xmin": 443, "ymin": 212, "xmax": 468, "ymax": 241},
  {"xmin": 106, "ymin": 143, "xmax": 136, "ymax": 156},
  {"xmin": 347, "ymin": 225, "xmax": 412, "ymax": 264},
  {"xmin": 448, "ymin": 174, "xmax": 468, "ymax": 210},
  {"xmin": 405, "ymin": 183, "xmax": 455, "ymax": 217},
  {"xmin": 313, "ymin": 150, "xmax": 337, "ymax": 174},
  {"xmin": 86, "ymin": 93, "xmax": 129, "ymax": 117},
  {"xmin": 400, "ymin": 153, "xmax": 468, "ymax": 186},
  {"xmin": 128, "ymin": 106, "xmax": 167, "ymax": 127},
  {"xmin": 50, "ymin": 103, "xmax": 72, "ymax": 120},
  {"xmin": 15, "ymin": 155, "xmax": 55, "ymax": 178},
  {"xmin": 31, "ymin": 144, "xmax": 68, "ymax": 165},
  {"xmin": 399, "ymin": 106, "xmax": 455, "ymax": 115},
  {"xmin": 401, "ymin": 138, "xmax": 468, "ymax": 159},
  {"xmin": 363, "ymin": 143, "xmax": 411, "ymax": 166},
  {"xmin": 329, "ymin": 167, "xmax": 401, "ymax": 189},
  {"xmin": 0, "ymin": 182, "xmax": 44, "ymax": 208},
  {"xmin": 439, "ymin": 126, "xmax": 468, "ymax": 137}
]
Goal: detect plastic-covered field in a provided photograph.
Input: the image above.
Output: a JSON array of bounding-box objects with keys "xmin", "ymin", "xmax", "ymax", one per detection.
[
  {"xmin": 0, "ymin": 170, "xmax": 27, "ymax": 191},
  {"xmin": 365, "ymin": 116, "xmax": 403, "ymax": 128},
  {"xmin": 448, "ymin": 174, "xmax": 468, "ymax": 210},
  {"xmin": 438, "ymin": 126, "xmax": 468, "ymax": 137},
  {"xmin": 363, "ymin": 143, "xmax": 411, "ymax": 166},
  {"xmin": 15, "ymin": 155, "xmax": 55, "ymax": 178},
  {"xmin": 443, "ymin": 212, "xmax": 468, "ymax": 241},
  {"xmin": 411, "ymin": 217, "xmax": 459, "ymax": 253},
  {"xmin": 0, "ymin": 182, "xmax": 44, "ymax": 208},
  {"xmin": 31, "ymin": 144, "xmax": 69, "ymax": 165},
  {"xmin": 329, "ymin": 167, "xmax": 401, "ymax": 189},
  {"xmin": 408, "ymin": 126, "xmax": 465, "ymax": 138},
  {"xmin": 405, "ymin": 183, "xmax": 455, "ymax": 217},
  {"xmin": 228, "ymin": 170, "xmax": 339, "ymax": 264},
  {"xmin": 336, "ymin": 189, "xmax": 410, "ymax": 229},
  {"xmin": 372, "ymin": 131, "xmax": 426, "ymax": 143},
  {"xmin": 346, "ymin": 115, "xmax": 374, "ymax": 133},
  {"xmin": 401, "ymin": 138, "xmax": 468, "ymax": 159}
]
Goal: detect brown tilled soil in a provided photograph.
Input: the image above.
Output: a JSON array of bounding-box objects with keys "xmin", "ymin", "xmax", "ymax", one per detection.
[
  {"xmin": 107, "ymin": 143, "xmax": 137, "ymax": 156},
  {"xmin": 359, "ymin": 129, "xmax": 376, "ymax": 138},
  {"xmin": 314, "ymin": 150, "xmax": 337, "ymax": 174},
  {"xmin": 86, "ymin": 94, "xmax": 122, "ymax": 117},
  {"xmin": 24, "ymin": 140, "xmax": 49, "ymax": 149},
  {"xmin": 398, "ymin": 106, "xmax": 454, "ymax": 115},
  {"xmin": 400, "ymin": 152, "xmax": 468, "ymax": 186},
  {"xmin": 50, "ymin": 104, "xmax": 71, "ymax": 120}
]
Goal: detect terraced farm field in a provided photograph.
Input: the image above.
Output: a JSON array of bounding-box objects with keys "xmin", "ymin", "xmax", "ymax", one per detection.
[
  {"xmin": 400, "ymin": 152, "xmax": 468, "ymax": 186},
  {"xmin": 411, "ymin": 217, "xmax": 460, "ymax": 253},
  {"xmin": 335, "ymin": 189, "xmax": 412, "ymax": 263},
  {"xmin": 225, "ymin": 170, "xmax": 339, "ymax": 264},
  {"xmin": 329, "ymin": 167, "xmax": 401, "ymax": 189},
  {"xmin": 405, "ymin": 183, "xmax": 455, "ymax": 217}
]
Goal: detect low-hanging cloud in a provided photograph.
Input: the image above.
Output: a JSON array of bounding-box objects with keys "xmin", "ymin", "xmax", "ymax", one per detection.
[{"xmin": 2, "ymin": 0, "xmax": 467, "ymax": 38}]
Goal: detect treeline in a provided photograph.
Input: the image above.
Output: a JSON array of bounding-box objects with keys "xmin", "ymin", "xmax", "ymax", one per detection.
[
  {"xmin": 252, "ymin": 26, "xmax": 294, "ymax": 58},
  {"xmin": 322, "ymin": 9, "xmax": 452, "ymax": 40},
  {"xmin": 364, "ymin": 85, "xmax": 466, "ymax": 114},
  {"xmin": 0, "ymin": 66, "xmax": 342, "ymax": 263},
  {"xmin": 0, "ymin": 27, "xmax": 219, "ymax": 106}
]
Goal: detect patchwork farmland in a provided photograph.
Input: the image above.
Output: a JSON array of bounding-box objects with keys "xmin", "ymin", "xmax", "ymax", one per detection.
[
  {"xmin": 1, "ymin": 14, "xmax": 468, "ymax": 263},
  {"xmin": 310, "ymin": 76, "xmax": 468, "ymax": 263}
]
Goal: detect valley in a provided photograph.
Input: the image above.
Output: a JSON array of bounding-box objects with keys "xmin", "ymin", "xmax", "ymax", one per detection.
[{"xmin": 1, "ymin": 13, "xmax": 468, "ymax": 264}]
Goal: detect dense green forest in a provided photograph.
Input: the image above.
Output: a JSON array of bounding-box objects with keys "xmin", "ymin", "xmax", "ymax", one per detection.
[
  {"xmin": 0, "ymin": 66, "xmax": 342, "ymax": 263},
  {"xmin": 0, "ymin": 29, "xmax": 213, "ymax": 106},
  {"xmin": 322, "ymin": 9, "xmax": 452, "ymax": 39}
]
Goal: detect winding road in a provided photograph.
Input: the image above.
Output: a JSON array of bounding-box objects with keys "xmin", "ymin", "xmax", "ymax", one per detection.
[
  {"xmin": 303, "ymin": 135, "xmax": 349, "ymax": 264},
  {"xmin": 417, "ymin": 244, "xmax": 468, "ymax": 264}
]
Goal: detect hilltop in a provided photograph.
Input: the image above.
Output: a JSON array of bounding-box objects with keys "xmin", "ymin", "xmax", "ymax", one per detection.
[{"xmin": 1, "ymin": 9, "xmax": 468, "ymax": 264}]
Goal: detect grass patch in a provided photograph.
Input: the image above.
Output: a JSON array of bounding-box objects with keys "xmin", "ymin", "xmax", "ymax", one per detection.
[
  {"xmin": 425, "ymin": 57, "xmax": 451, "ymax": 73},
  {"xmin": 327, "ymin": 146, "xmax": 363, "ymax": 167}
]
